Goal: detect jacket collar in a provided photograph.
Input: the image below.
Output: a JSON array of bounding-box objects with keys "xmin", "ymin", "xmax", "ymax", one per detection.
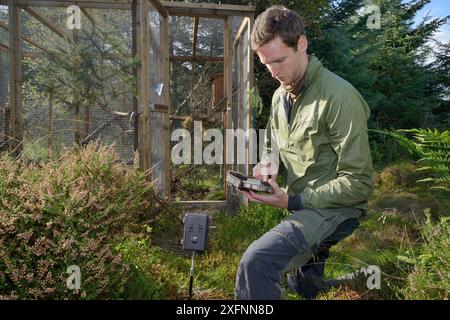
[
  {"xmin": 304, "ymin": 55, "xmax": 322, "ymax": 92},
  {"xmin": 281, "ymin": 54, "xmax": 322, "ymax": 99}
]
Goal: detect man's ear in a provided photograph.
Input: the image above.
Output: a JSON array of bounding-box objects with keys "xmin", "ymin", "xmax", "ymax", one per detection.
[{"xmin": 297, "ymin": 35, "xmax": 308, "ymax": 53}]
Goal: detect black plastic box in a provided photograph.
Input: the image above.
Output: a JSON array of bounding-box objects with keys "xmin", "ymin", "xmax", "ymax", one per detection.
[{"xmin": 182, "ymin": 213, "xmax": 210, "ymax": 252}]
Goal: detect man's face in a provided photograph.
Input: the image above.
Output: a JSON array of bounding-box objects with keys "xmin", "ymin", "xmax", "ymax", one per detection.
[{"xmin": 256, "ymin": 35, "xmax": 308, "ymax": 86}]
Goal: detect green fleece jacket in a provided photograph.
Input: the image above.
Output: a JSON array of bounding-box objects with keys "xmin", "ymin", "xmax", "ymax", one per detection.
[{"xmin": 263, "ymin": 55, "xmax": 374, "ymax": 211}]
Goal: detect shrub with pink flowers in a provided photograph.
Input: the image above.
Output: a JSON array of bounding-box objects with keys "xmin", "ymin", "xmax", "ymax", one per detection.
[{"xmin": 0, "ymin": 143, "xmax": 158, "ymax": 299}]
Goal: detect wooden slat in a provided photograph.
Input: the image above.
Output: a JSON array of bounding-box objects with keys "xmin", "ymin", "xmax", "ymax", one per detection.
[
  {"xmin": 151, "ymin": 103, "xmax": 168, "ymax": 113},
  {"xmin": 233, "ymin": 17, "xmax": 249, "ymax": 48},
  {"xmin": 238, "ymin": 35, "xmax": 244, "ymax": 170},
  {"xmin": 0, "ymin": 21, "xmax": 50, "ymax": 54},
  {"xmin": 223, "ymin": 16, "xmax": 233, "ymax": 198},
  {"xmin": 23, "ymin": 7, "xmax": 73, "ymax": 42},
  {"xmin": 22, "ymin": 50, "xmax": 130, "ymax": 59},
  {"xmin": 162, "ymin": 1, "xmax": 255, "ymax": 12},
  {"xmin": 20, "ymin": 35, "xmax": 50, "ymax": 54},
  {"xmin": 190, "ymin": 17, "xmax": 199, "ymax": 90},
  {"xmin": 162, "ymin": 18, "xmax": 170, "ymax": 109},
  {"xmin": 166, "ymin": 12, "xmax": 228, "ymax": 19},
  {"xmin": 0, "ymin": 0, "xmax": 256, "ymax": 14},
  {"xmin": 131, "ymin": 0, "xmax": 138, "ymax": 152},
  {"xmin": 81, "ymin": 8, "xmax": 96, "ymax": 25},
  {"xmin": 148, "ymin": 0, "xmax": 167, "ymax": 18},
  {"xmin": 8, "ymin": 0, "xmax": 24, "ymax": 155},
  {"xmin": 136, "ymin": 0, "xmax": 144, "ymax": 169},
  {"xmin": 191, "ymin": 17, "xmax": 199, "ymax": 59},
  {"xmin": 162, "ymin": 15, "xmax": 170, "ymax": 195},
  {"xmin": 246, "ymin": 15, "xmax": 254, "ymax": 178},
  {"xmin": 80, "ymin": 114, "xmax": 119, "ymax": 145},
  {"xmin": 137, "ymin": 0, "xmax": 151, "ymax": 173},
  {"xmin": 0, "ymin": 0, "xmax": 131, "ymax": 9},
  {"xmin": 143, "ymin": 0, "xmax": 152, "ymax": 175},
  {"xmin": 80, "ymin": 7, "xmax": 101, "ymax": 31},
  {"xmin": 170, "ymin": 55, "xmax": 223, "ymax": 62},
  {"xmin": 161, "ymin": 1, "xmax": 254, "ymax": 17}
]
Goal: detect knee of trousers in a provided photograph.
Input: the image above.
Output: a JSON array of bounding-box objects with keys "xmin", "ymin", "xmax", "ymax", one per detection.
[
  {"xmin": 237, "ymin": 240, "xmax": 268, "ymax": 273},
  {"xmin": 238, "ymin": 220, "xmax": 311, "ymax": 274}
]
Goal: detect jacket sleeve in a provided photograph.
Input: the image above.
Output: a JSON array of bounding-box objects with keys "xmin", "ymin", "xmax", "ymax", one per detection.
[
  {"xmin": 300, "ymin": 89, "xmax": 374, "ymax": 209},
  {"xmin": 261, "ymin": 95, "xmax": 281, "ymax": 168}
]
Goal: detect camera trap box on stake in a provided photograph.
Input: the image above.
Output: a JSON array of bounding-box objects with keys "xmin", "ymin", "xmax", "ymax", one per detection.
[{"xmin": 182, "ymin": 213, "xmax": 210, "ymax": 252}]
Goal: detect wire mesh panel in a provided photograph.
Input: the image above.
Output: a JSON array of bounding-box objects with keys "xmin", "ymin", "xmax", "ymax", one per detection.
[
  {"xmin": 197, "ymin": 18, "xmax": 224, "ymax": 57},
  {"xmin": 1, "ymin": 0, "xmax": 255, "ymax": 210},
  {"xmin": 148, "ymin": 5, "xmax": 164, "ymax": 105},
  {"xmin": 150, "ymin": 107, "xmax": 168, "ymax": 193},
  {"xmin": 169, "ymin": 15, "xmax": 194, "ymax": 56},
  {"xmin": 169, "ymin": 14, "xmax": 226, "ymax": 201},
  {"xmin": 148, "ymin": 3, "xmax": 167, "ymax": 194},
  {"xmin": 0, "ymin": 51, "xmax": 8, "ymax": 151},
  {"xmin": 6, "ymin": 5, "xmax": 136, "ymax": 163}
]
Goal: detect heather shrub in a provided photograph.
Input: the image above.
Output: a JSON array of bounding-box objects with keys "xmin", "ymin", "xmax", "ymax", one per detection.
[
  {"xmin": 399, "ymin": 213, "xmax": 450, "ymax": 300},
  {"xmin": 0, "ymin": 142, "xmax": 158, "ymax": 299}
]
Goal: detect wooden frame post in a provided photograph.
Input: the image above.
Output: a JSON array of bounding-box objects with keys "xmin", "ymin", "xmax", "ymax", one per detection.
[
  {"xmin": 162, "ymin": 12, "xmax": 171, "ymax": 194},
  {"xmin": 136, "ymin": 0, "xmax": 151, "ymax": 174},
  {"xmin": 232, "ymin": 17, "xmax": 252, "ymax": 206},
  {"xmin": 223, "ymin": 16, "xmax": 233, "ymax": 201},
  {"xmin": 190, "ymin": 17, "xmax": 199, "ymax": 91},
  {"xmin": 246, "ymin": 16, "xmax": 254, "ymax": 178},
  {"xmin": 8, "ymin": 0, "xmax": 23, "ymax": 156},
  {"xmin": 238, "ymin": 35, "xmax": 244, "ymax": 165}
]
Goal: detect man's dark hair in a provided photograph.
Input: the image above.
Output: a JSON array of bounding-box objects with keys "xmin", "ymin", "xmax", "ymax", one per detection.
[{"xmin": 251, "ymin": 6, "xmax": 305, "ymax": 51}]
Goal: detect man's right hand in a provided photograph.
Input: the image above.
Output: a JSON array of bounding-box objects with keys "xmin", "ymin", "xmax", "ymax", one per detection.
[{"xmin": 253, "ymin": 161, "xmax": 278, "ymax": 181}]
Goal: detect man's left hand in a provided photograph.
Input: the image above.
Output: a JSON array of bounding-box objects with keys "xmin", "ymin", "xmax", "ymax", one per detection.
[{"xmin": 240, "ymin": 179, "xmax": 289, "ymax": 209}]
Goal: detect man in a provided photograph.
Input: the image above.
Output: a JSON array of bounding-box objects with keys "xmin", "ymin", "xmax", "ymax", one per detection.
[{"xmin": 236, "ymin": 6, "xmax": 374, "ymax": 300}]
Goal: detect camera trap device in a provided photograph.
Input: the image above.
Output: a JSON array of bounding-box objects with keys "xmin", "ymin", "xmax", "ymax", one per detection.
[
  {"xmin": 182, "ymin": 213, "xmax": 210, "ymax": 252},
  {"xmin": 182, "ymin": 213, "xmax": 210, "ymax": 300},
  {"xmin": 226, "ymin": 170, "xmax": 275, "ymax": 193}
]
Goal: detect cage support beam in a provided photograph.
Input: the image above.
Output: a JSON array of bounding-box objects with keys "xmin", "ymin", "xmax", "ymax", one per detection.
[
  {"xmin": 170, "ymin": 55, "xmax": 223, "ymax": 62},
  {"xmin": 0, "ymin": 0, "xmax": 131, "ymax": 10},
  {"xmin": 23, "ymin": 6, "xmax": 73, "ymax": 43},
  {"xmin": 0, "ymin": 21, "xmax": 51, "ymax": 54},
  {"xmin": 162, "ymin": 13, "xmax": 171, "ymax": 195},
  {"xmin": 0, "ymin": 0, "xmax": 256, "ymax": 15},
  {"xmin": 246, "ymin": 15, "xmax": 254, "ymax": 178},
  {"xmin": 8, "ymin": 0, "xmax": 24, "ymax": 156},
  {"xmin": 223, "ymin": 16, "xmax": 233, "ymax": 200},
  {"xmin": 161, "ymin": 1, "xmax": 255, "ymax": 17},
  {"xmin": 148, "ymin": 0, "xmax": 167, "ymax": 18},
  {"xmin": 136, "ymin": 0, "xmax": 152, "ymax": 174},
  {"xmin": 190, "ymin": 17, "xmax": 199, "ymax": 91}
]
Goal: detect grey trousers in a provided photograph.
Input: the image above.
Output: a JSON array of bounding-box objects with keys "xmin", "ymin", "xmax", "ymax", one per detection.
[{"xmin": 235, "ymin": 207, "xmax": 363, "ymax": 300}]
